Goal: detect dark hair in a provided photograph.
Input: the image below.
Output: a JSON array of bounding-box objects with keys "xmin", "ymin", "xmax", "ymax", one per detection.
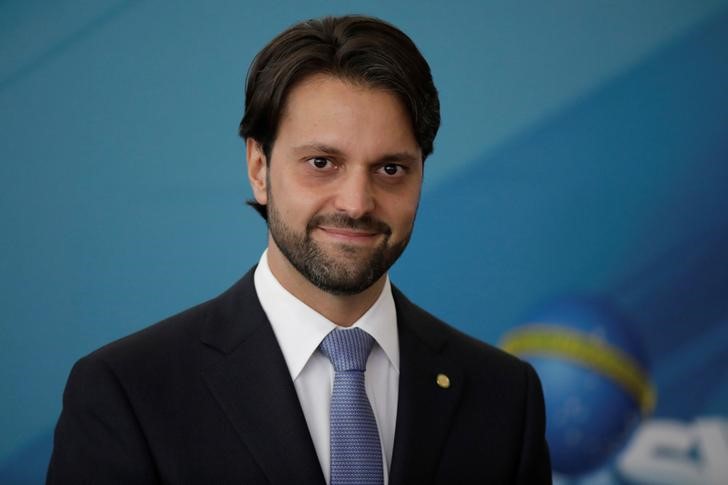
[{"xmin": 239, "ymin": 15, "xmax": 440, "ymax": 220}]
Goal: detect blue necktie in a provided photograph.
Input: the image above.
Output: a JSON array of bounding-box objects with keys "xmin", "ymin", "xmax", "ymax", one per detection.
[{"xmin": 319, "ymin": 328, "xmax": 384, "ymax": 485}]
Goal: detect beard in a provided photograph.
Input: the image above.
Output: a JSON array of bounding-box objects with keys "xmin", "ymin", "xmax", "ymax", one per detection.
[{"xmin": 267, "ymin": 196, "xmax": 412, "ymax": 296}]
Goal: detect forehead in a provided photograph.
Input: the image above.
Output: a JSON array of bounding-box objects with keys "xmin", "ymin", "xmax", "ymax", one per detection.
[
  {"xmin": 275, "ymin": 74, "xmax": 420, "ymax": 158},
  {"xmin": 280, "ymin": 74, "xmax": 408, "ymax": 124}
]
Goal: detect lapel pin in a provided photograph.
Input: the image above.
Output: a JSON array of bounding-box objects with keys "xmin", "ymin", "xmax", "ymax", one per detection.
[{"xmin": 436, "ymin": 373, "xmax": 451, "ymax": 389}]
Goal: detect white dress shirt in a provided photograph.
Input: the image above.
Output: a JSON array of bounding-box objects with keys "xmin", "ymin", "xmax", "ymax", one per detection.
[{"xmin": 253, "ymin": 250, "xmax": 399, "ymax": 485}]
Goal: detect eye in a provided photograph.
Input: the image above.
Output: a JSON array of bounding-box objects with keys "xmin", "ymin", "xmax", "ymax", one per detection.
[
  {"xmin": 379, "ymin": 163, "xmax": 405, "ymax": 176},
  {"xmin": 308, "ymin": 157, "xmax": 333, "ymax": 170}
]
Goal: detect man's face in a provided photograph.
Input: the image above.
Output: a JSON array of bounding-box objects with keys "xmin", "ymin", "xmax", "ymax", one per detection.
[{"xmin": 249, "ymin": 74, "xmax": 423, "ymax": 295}]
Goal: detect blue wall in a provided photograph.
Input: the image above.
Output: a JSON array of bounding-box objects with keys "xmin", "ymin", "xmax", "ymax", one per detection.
[{"xmin": 2, "ymin": 1, "xmax": 727, "ymax": 482}]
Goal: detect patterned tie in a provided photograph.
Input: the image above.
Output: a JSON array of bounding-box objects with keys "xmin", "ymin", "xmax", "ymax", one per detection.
[{"xmin": 319, "ymin": 328, "xmax": 384, "ymax": 485}]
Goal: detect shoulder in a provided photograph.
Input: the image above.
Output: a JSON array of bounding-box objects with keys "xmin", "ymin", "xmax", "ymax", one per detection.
[
  {"xmin": 75, "ymin": 268, "xmax": 259, "ymax": 380},
  {"xmin": 392, "ymin": 287, "xmax": 552, "ymax": 481},
  {"xmin": 83, "ymin": 293, "xmax": 213, "ymax": 371},
  {"xmin": 393, "ymin": 285, "xmax": 538, "ymax": 383}
]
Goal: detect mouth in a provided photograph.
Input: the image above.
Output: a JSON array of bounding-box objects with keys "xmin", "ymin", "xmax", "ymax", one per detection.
[
  {"xmin": 308, "ymin": 213, "xmax": 392, "ymax": 247},
  {"xmin": 315, "ymin": 225, "xmax": 382, "ymax": 245}
]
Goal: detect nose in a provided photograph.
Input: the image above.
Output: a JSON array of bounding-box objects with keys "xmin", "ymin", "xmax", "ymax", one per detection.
[{"xmin": 333, "ymin": 169, "xmax": 375, "ymax": 219}]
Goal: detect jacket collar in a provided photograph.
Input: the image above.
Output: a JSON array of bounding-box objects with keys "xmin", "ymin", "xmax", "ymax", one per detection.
[
  {"xmin": 389, "ymin": 287, "xmax": 464, "ymax": 485},
  {"xmin": 198, "ymin": 269, "xmax": 464, "ymax": 485},
  {"xmin": 199, "ymin": 269, "xmax": 326, "ymax": 485}
]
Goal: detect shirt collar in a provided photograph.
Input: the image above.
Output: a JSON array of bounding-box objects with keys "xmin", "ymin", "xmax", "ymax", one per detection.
[{"xmin": 253, "ymin": 250, "xmax": 399, "ymax": 380}]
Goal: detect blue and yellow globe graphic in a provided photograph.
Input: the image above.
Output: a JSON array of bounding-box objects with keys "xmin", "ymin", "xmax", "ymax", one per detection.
[{"xmin": 501, "ymin": 297, "xmax": 656, "ymax": 476}]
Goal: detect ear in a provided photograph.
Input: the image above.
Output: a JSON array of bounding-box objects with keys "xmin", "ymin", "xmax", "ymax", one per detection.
[{"xmin": 246, "ymin": 138, "xmax": 268, "ymax": 205}]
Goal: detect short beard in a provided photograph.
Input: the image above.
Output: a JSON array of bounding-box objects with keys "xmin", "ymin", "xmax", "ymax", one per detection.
[{"xmin": 267, "ymin": 199, "xmax": 411, "ymax": 296}]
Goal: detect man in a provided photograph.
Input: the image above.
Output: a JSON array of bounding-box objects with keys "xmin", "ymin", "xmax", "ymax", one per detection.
[{"xmin": 48, "ymin": 15, "xmax": 551, "ymax": 484}]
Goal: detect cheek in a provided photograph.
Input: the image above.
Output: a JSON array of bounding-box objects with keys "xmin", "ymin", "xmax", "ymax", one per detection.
[
  {"xmin": 383, "ymin": 199, "xmax": 419, "ymax": 234},
  {"xmin": 272, "ymin": 165, "xmax": 329, "ymax": 202},
  {"xmin": 272, "ymin": 188, "xmax": 323, "ymax": 226}
]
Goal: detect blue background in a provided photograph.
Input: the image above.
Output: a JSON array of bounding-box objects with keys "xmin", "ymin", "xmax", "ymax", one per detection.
[{"xmin": 2, "ymin": 1, "xmax": 727, "ymax": 483}]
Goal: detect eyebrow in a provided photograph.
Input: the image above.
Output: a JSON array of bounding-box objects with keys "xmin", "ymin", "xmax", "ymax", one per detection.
[
  {"xmin": 292, "ymin": 143, "xmax": 421, "ymax": 164},
  {"xmin": 293, "ymin": 143, "xmax": 345, "ymax": 157}
]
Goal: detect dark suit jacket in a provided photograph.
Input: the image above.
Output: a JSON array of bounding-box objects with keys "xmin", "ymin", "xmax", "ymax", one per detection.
[{"xmin": 47, "ymin": 269, "xmax": 551, "ymax": 484}]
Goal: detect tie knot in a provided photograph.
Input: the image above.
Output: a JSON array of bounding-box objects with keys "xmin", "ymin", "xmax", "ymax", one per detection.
[{"xmin": 320, "ymin": 328, "xmax": 375, "ymax": 372}]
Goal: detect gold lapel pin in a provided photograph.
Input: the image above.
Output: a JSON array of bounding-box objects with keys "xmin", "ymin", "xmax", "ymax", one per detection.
[{"xmin": 436, "ymin": 373, "xmax": 450, "ymax": 389}]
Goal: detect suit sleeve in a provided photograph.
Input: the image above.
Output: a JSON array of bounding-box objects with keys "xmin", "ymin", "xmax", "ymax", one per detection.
[
  {"xmin": 516, "ymin": 363, "xmax": 552, "ymax": 484},
  {"xmin": 47, "ymin": 356, "xmax": 160, "ymax": 485}
]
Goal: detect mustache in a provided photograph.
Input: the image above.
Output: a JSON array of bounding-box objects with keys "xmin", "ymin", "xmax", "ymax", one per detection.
[{"xmin": 307, "ymin": 213, "xmax": 392, "ymax": 236}]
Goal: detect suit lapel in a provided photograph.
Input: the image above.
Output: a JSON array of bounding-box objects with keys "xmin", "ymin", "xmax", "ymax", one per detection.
[
  {"xmin": 199, "ymin": 270, "xmax": 325, "ymax": 485},
  {"xmin": 389, "ymin": 288, "xmax": 464, "ymax": 485},
  {"xmin": 195, "ymin": 272, "xmax": 462, "ymax": 484}
]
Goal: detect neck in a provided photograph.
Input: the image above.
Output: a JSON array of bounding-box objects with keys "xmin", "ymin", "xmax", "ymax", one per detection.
[{"xmin": 265, "ymin": 239, "xmax": 386, "ymax": 327}]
